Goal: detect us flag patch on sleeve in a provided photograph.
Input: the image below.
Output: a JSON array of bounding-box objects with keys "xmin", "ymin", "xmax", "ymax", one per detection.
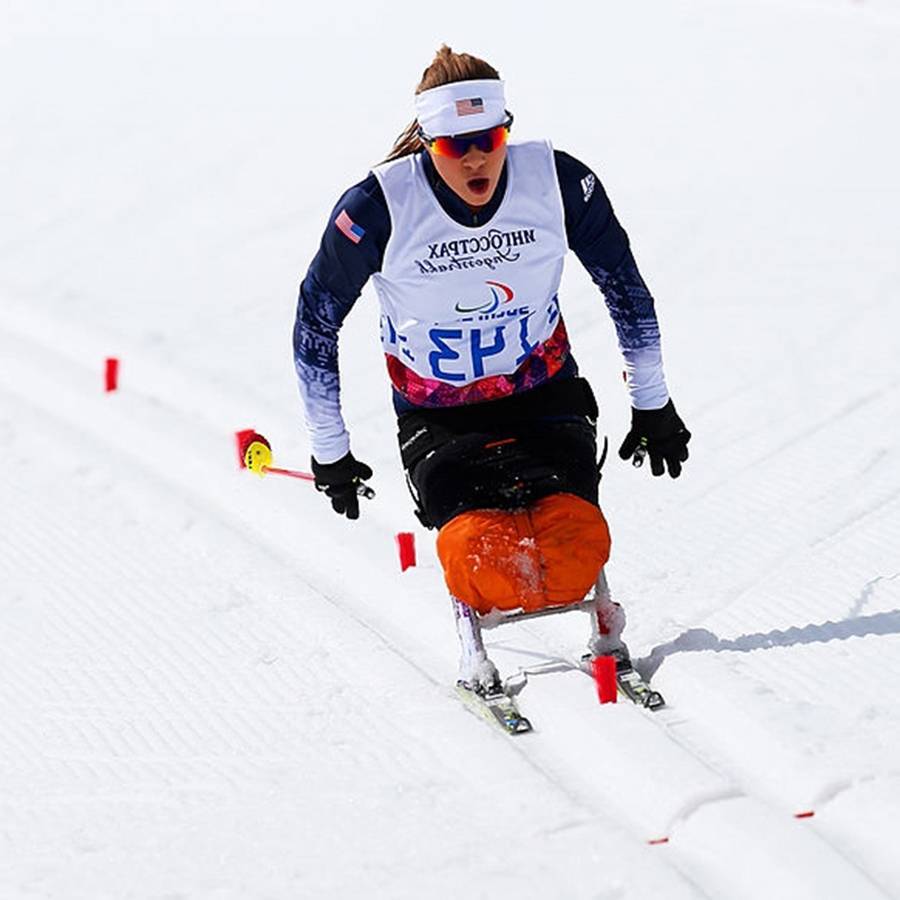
[{"xmin": 335, "ymin": 208, "xmax": 365, "ymax": 244}]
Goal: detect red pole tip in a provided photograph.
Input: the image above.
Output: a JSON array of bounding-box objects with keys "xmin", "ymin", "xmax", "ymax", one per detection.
[
  {"xmin": 105, "ymin": 357, "xmax": 119, "ymax": 392},
  {"xmin": 794, "ymin": 811, "xmax": 815, "ymax": 819},
  {"xmin": 592, "ymin": 655, "xmax": 617, "ymax": 704},
  {"xmin": 648, "ymin": 837, "xmax": 670, "ymax": 845},
  {"xmin": 396, "ymin": 532, "xmax": 416, "ymax": 572}
]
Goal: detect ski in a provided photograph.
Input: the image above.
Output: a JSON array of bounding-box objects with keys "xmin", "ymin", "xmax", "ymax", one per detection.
[
  {"xmin": 455, "ymin": 682, "xmax": 533, "ymax": 735},
  {"xmin": 615, "ymin": 657, "xmax": 666, "ymax": 711}
]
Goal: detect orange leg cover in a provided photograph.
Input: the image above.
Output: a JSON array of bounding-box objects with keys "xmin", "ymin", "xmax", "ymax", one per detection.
[{"xmin": 436, "ymin": 493, "xmax": 611, "ymax": 615}]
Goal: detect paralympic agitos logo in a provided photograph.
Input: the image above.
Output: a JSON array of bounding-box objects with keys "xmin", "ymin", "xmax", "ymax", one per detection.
[{"xmin": 454, "ymin": 281, "xmax": 515, "ymax": 315}]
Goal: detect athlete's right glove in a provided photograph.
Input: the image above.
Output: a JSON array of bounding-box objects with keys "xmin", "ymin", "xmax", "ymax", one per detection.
[
  {"xmin": 311, "ymin": 452, "xmax": 374, "ymax": 520},
  {"xmin": 618, "ymin": 399, "xmax": 691, "ymax": 479}
]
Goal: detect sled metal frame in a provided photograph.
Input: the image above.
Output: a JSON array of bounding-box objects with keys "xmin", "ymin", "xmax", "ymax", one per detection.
[
  {"xmin": 452, "ymin": 569, "xmax": 615, "ymax": 666},
  {"xmin": 478, "ymin": 594, "xmax": 599, "ymax": 629},
  {"xmin": 476, "ymin": 567, "xmax": 613, "ymax": 630}
]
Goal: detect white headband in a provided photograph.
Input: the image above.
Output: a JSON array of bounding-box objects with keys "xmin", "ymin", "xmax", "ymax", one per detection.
[{"xmin": 415, "ymin": 79, "xmax": 507, "ymax": 138}]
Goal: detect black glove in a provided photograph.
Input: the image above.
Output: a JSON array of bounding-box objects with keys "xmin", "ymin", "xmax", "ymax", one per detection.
[
  {"xmin": 618, "ymin": 399, "xmax": 691, "ymax": 478},
  {"xmin": 311, "ymin": 452, "xmax": 374, "ymax": 519}
]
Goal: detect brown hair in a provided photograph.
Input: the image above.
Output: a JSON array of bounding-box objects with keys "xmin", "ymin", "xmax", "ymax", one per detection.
[{"xmin": 383, "ymin": 45, "xmax": 501, "ymax": 163}]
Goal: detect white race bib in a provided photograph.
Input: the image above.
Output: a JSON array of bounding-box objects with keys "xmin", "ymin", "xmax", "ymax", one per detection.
[{"xmin": 372, "ymin": 141, "xmax": 568, "ymax": 387}]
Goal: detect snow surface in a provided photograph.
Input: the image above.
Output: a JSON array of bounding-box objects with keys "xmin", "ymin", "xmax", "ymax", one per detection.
[{"xmin": 2, "ymin": 0, "xmax": 900, "ymax": 897}]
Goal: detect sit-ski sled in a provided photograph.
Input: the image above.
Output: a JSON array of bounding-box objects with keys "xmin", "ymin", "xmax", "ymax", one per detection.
[{"xmin": 453, "ymin": 569, "xmax": 665, "ymax": 735}]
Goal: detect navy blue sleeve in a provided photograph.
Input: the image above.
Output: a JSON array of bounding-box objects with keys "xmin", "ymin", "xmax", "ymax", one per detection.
[
  {"xmin": 293, "ymin": 173, "xmax": 391, "ymax": 462},
  {"xmin": 554, "ymin": 149, "xmax": 669, "ymax": 409}
]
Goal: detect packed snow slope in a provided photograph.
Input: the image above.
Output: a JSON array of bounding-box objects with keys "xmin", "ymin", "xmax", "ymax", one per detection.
[{"xmin": 2, "ymin": 0, "xmax": 900, "ymax": 897}]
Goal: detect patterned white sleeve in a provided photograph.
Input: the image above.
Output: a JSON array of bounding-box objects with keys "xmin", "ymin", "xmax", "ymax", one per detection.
[
  {"xmin": 293, "ymin": 275, "xmax": 354, "ymax": 464},
  {"xmin": 554, "ymin": 151, "xmax": 671, "ymax": 412},
  {"xmin": 294, "ymin": 360, "xmax": 350, "ymax": 463},
  {"xmin": 622, "ymin": 344, "xmax": 670, "ymax": 411}
]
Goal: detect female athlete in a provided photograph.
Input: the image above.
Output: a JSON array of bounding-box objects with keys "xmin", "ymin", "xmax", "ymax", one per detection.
[{"xmin": 293, "ymin": 46, "xmax": 691, "ymax": 691}]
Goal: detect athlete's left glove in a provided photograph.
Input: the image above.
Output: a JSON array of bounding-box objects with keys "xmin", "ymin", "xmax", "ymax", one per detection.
[
  {"xmin": 618, "ymin": 399, "xmax": 691, "ymax": 478},
  {"xmin": 311, "ymin": 452, "xmax": 374, "ymax": 520}
]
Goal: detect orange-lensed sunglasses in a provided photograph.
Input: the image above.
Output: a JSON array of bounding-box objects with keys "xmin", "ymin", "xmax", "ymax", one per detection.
[{"xmin": 419, "ymin": 114, "xmax": 514, "ymax": 159}]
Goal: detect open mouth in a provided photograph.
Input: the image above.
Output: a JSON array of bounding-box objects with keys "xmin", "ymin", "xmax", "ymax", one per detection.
[{"xmin": 467, "ymin": 177, "xmax": 490, "ymax": 196}]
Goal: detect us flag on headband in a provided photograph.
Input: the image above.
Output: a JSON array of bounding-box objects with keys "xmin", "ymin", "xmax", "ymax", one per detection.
[
  {"xmin": 335, "ymin": 208, "xmax": 365, "ymax": 244},
  {"xmin": 455, "ymin": 97, "xmax": 484, "ymax": 117}
]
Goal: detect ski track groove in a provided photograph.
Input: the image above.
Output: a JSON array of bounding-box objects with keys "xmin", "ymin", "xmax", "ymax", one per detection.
[
  {"xmin": 810, "ymin": 488, "xmax": 900, "ymax": 551},
  {"xmin": 661, "ymin": 645, "xmax": 900, "ymax": 897},
  {"xmin": 518, "ymin": 617, "xmax": 897, "ymax": 897}
]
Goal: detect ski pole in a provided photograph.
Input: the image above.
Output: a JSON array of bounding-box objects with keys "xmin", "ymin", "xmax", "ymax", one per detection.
[
  {"xmin": 259, "ymin": 465, "xmax": 315, "ymax": 482},
  {"xmin": 235, "ymin": 429, "xmax": 375, "ymax": 498}
]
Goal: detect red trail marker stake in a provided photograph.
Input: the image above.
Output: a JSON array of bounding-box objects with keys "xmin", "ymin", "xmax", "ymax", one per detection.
[
  {"xmin": 396, "ymin": 532, "xmax": 416, "ymax": 571},
  {"xmin": 592, "ymin": 655, "xmax": 617, "ymax": 704},
  {"xmin": 105, "ymin": 357, "xmax": 119, "ymax": 392}
]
